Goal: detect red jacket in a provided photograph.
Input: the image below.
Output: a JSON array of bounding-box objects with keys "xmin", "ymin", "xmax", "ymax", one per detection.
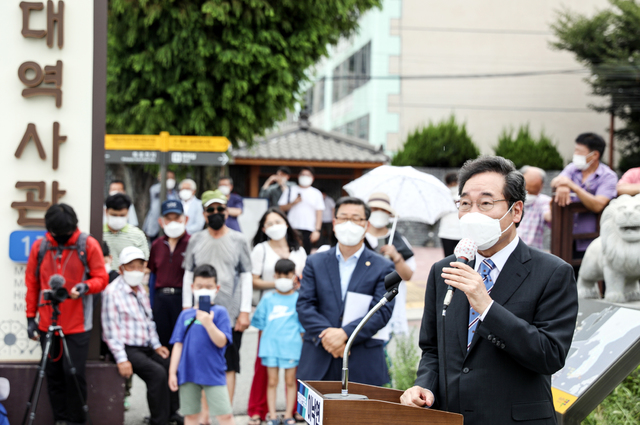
[{"xmin": 25, "ymin": 229, "xmax": 109, "ymax": 334}]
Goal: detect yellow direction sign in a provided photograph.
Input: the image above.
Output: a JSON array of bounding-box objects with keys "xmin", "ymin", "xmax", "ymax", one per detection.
[{"xmin": 105, "ymin": 131, "xmax": 230, "ymax": 152}]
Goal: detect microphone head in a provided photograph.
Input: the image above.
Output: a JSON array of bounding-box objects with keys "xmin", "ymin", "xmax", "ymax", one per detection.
[
  {"xmin": 48, "ymin": 274, "xmax": 66, "ymax": 290},
  {"xmin": 384, "ymin": 271, "xmax": 402, "ymax": 291},
  {"xmin": 454, "ymin": 238, "xmax": 477, "ymax": 262}
]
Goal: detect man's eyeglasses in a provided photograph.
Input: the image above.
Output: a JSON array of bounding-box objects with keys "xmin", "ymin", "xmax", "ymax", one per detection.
[
  {"xmin": 335, "ymin": 217, "xmax": 367, "ymax": 225},
  {"xmin": 206, "ymin": 206, "xmax": 226, "ymax": 213},
  {"xmin": 455, "ymin": 197, "xmax": 508, "ymax": 212}
]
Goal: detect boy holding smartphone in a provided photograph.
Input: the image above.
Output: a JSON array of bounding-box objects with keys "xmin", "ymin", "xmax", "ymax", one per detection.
[{"xmin": 168, "ymin": 265, "xmax": 235, "ymax": 425}]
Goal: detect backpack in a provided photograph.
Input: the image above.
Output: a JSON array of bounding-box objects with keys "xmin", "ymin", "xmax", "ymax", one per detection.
[{"xmin": 35, "ymin": 233, "xmax": 91, "ymax": 281}]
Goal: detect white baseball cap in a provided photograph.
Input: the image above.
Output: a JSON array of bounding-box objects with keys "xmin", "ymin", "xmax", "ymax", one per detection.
[{"xmin": 119, "ymin": 246, "xmax": 146, "ymax": 266}]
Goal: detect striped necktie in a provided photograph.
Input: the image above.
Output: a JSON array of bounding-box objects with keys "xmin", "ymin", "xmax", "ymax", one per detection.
[{"xmin": 467, "ymin": 259, "xmax": 496, "ymax": 350}]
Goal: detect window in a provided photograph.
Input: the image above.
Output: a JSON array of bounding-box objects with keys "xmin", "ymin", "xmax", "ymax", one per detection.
[
  {"xmin": 332, "ymin": 42, "xmax": 371, "ymax": 103},
  {"xmin": 333, "ymin": 114, "xmax": 370, "ymax": 141},
  {"xmin": 304, "ymin": 78, "xmax": 325, "ymax": 115}
]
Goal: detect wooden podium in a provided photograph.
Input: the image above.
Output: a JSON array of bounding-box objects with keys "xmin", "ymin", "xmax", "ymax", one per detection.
[{"xmin": 297, "ymin": 381, "xmax": 463, "ymax": 424}]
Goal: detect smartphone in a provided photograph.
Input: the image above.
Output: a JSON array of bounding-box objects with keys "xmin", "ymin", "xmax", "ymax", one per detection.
[{"xmin": 198, "ymin": 295, "xmax": 211, "ymax": 312}]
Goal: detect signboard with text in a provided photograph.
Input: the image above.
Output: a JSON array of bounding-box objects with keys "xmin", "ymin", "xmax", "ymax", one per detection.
[{"xmin": 0, "ymin": 1, "xmax": 106, "ymax": 360}]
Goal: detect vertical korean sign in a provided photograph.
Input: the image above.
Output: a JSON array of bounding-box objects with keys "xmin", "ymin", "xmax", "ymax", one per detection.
[{"xmin": 0, "ymin": 1, "xmax": 106, "ymax": 360}]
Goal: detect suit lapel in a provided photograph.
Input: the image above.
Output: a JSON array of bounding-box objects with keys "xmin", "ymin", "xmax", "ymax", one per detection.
[
  {"xmin": 326, "ymin": 247, "xmax": 344, "ymax": 309},
  {"xmin": 467, "ymin": 240, "xmax": 531, "ymax": 353},
  {"xmin": 489, "ymin": 240, "xmax": 531, "ymax": 306},
  {"xmin": 345, "ymin": 248, "xmax": 371, "ymax": 295}
]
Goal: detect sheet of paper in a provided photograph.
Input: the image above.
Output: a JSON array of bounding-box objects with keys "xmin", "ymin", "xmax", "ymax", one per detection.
[
  {"xmin": 341, "ymin": 291, "xmax": 389, "ymax": 341},
  {"xmin": 342, "ymin": 291, "xmax": 372, "ymax": 327}
]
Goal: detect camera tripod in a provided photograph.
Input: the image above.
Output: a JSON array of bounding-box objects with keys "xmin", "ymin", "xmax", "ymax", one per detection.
[{"xmin": 22, "ymin": 303, "xmax": 91, "ymax": 425}]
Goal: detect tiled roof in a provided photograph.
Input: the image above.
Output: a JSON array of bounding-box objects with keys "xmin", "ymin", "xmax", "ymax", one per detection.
[{"xmin": 231, "ymin": 124, "xmax": 389, "ymax": 164}]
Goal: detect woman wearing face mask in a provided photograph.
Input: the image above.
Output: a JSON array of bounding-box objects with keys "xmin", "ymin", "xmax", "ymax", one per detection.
[
  {"xmin": 365, "ymin": 193, "xmax": 416, "ymax": 338},
  {"xmin": 247, "ymin": 208, "xmax": 307, "ymax": 425}
]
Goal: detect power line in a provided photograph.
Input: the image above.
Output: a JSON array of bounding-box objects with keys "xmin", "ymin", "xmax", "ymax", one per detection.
[
  {"xmin": 388, "ymin": 103, "xmax": 592, "ymax": 113},
  {"xmin": 393, "ymin": 26, "xmax": 552, "ymax": 36},
  {"xmin": 320, "ymin": 68, "xmax": 587, "ymax": 81}
]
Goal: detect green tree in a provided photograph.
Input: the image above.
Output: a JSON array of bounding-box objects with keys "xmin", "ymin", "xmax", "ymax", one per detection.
[
  {"xmin": 107, "ymin": 0, "xmax": 381, "ymax": 219},
  {"xmin": 392, "ymin": 116, "xmax": 480, "ymax": 167},
  {"xmin": 107, "ymin": 0, "xmax": 381, "ymax": 143},
  {"xmin": 551, "ymin": 0, "xmax": 640, "ymax": 171},
  {"xmin": 494, "ymin": 125, "xmax": 564, "ymax": 170}
]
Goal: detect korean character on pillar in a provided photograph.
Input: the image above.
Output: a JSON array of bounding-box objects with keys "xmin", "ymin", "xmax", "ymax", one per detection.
[
  {"xmin": 11, "ymin": 181, "xmax": 67, "ymax": 227},
  {"xmin": 18, "ymin": 61, "xmax": 63, "ymax": 108},
  {"xmin": 20, "ymin": 1, "xmax": 65, "ymax": 48}
]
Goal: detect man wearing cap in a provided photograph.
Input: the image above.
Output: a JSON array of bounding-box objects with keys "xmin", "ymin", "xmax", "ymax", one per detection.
[
  {"xmin": 102, "ymin": 246, "xmax": 180, "ymax": 425},
  {"xmin": 365, "ymin": 192, "xmax": 416, "ymax": 337},
  {"xmin": 148, "ymin": 200, "xmax": 190, "ymax": 348},
  {"xmin": 182, "ymin": 189, "xmax": 253, "ymax": 403}
]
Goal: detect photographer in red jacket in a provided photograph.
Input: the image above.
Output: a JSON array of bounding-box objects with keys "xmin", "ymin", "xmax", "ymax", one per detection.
[{"xmin": 25, "ymin": 204, "xmax": 109, "ymax": 425}]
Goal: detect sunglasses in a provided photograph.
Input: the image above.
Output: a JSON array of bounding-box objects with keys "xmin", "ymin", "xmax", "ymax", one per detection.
[{"xmin": 206, "ymin": 206, "xmax": 226, "ymax": 213}]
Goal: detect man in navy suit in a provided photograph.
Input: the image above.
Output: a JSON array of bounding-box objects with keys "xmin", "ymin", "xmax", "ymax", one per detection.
[
  {"xmin": 400, "ymin": 156, "xmax": 579, "ymax": 425},
  {"xmin": 296, "ymin": 197, "xmax": 395, "ymax": 386}
]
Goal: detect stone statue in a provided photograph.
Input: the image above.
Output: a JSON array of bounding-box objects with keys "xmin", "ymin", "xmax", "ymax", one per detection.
[{"xmin": 577, "ymin": 194, "xmax": 640, "ymax": 302}]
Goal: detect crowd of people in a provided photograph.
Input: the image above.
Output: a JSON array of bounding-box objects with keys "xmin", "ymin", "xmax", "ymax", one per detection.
[{"xmin": 20, "ymin": 132, "xmax": 640, "ymax": 425}]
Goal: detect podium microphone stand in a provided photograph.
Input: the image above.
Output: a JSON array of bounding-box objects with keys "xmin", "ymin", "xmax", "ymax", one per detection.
[{"xmin": 325, "ymin": 271, "xmax": 401, "ymax": 400}]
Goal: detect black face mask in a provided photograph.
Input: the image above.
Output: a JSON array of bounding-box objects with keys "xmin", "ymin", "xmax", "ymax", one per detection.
[
  {"xmin": 53, "ymin": 233, "xmax": 73, "ymax": 246},
  {"xmin": 208, "ymin": 213, "xmax": 225, "ymax": 230}
]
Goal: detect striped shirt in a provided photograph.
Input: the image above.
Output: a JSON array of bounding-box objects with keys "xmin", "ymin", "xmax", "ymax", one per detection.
[
  {"xmin": 103, "ymin": 223, "xmax": 150, "ymax": 269},
  {"xmin": 101, "ymin": 276, "xmax": 161, "ymax": 363}
]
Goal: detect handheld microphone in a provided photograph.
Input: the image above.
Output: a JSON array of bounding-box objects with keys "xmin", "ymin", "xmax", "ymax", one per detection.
[{"xmin": 443, "ymin": 239, "xmax": 477, "ymax": 309}]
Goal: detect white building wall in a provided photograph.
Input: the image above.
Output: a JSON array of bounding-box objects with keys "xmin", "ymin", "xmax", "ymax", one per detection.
[{"xmin": 396, "ymin": 0, "xmax": 614, "ymax": 163}]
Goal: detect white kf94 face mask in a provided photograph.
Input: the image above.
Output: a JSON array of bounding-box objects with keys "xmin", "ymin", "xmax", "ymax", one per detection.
[
  {"xmin": 123, "ymin": 270, "xmax": 145, "ymax": 287},
  {"xmin": 108, "ymin": 215, "xmax": 127, "ymax": 231},
  {"xmin": 369, "ymin": 210, "xmax": 391, "ymax": 229},
  {"xmin": 265, "ymin": 223, "xmax": 288, "ymax": 241},
  {"xmin": 193, "ymin": 289, "xmax": 217, "ymax": 304},
  {"xmin": 274, "ymin": 278, "xmax": 294, "ymax": 292},
  {"xmin": 458, "ymin": 203, "xmax": 514, "ymax": 251},
  {"xmin": 163, "ymin": 220, "xmax": 185, "ymax": 238},
  {"xmin": 334, "ymin": 221, "xmax": 366, "ymax": 246}
]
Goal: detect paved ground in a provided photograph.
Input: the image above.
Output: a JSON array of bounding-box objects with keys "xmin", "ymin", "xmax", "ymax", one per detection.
[{"xmin": 125, "ymin": 248, "xmax": 444, "ymax": 425}]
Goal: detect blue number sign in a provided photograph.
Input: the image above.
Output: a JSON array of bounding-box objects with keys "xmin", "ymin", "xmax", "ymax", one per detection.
[{"xmin": 9, "ymin": 230, "xmax": 47, "ymax": 263}]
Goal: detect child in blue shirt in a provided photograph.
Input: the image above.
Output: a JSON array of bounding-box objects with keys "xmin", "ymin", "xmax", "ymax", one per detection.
[
  {"xmin": 251, "ymin": 259, "xmax": 305, "ymax": 425},
  {"xmin": 168, "ymin": 265, "xmax": 235, "ymax": 425}
]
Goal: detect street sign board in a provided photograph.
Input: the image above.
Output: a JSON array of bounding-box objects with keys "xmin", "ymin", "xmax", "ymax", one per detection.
[
  {"xmin": 105, "ymin": 133, "xmax": 230, "ymax": 153},
  {"xmin": 168, "ymin": 136, "xmax": 230, "ymax": 153},
  {"xmin": 105, "ymin": 150, "xmax": 161, "ymax": 164},
  {"xmin": 105, "ymin": 134, "xmax": 160, "ymax": 151},
  {"xmin": 169, "ymin": 151, "xmax": 229, "ymax": 166}
]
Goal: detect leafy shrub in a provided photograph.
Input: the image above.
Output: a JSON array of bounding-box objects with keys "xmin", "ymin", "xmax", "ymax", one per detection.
[
  {"xmin": 388, "ymin": 331, "xmax": 421, "ymax": 391},
  {"xmin": 494, "ymin": 125, "xmax": 564, "ymax": 170},
  {"xmin": 583, "ymin": 365, "xmax": 640, "ymax": 425},
  {"xmin": 392, "ymin": 116, "xmax": 480, "ymax": 167},
  {"xmin": 618, "ymin": 149, "xmax": 640, "ymax": 174}
]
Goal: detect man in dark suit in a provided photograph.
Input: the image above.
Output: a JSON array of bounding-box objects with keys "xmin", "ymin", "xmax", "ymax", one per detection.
[
  {"xmin": 297, "ymin": 197, "xmax": 395, "ymax": 386},
  {"xmin": 400, "ymin": 156, "xmax": 578, "ymax": 425}
]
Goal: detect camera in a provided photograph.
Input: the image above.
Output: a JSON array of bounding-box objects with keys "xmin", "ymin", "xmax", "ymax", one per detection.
[
  {"xmin": 43, "ymin": 274, "xmax": 69, "ymax": 305},
  {"xmin": 43, "ymin": 287, "xmax": 69, "ymax": 304}
]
